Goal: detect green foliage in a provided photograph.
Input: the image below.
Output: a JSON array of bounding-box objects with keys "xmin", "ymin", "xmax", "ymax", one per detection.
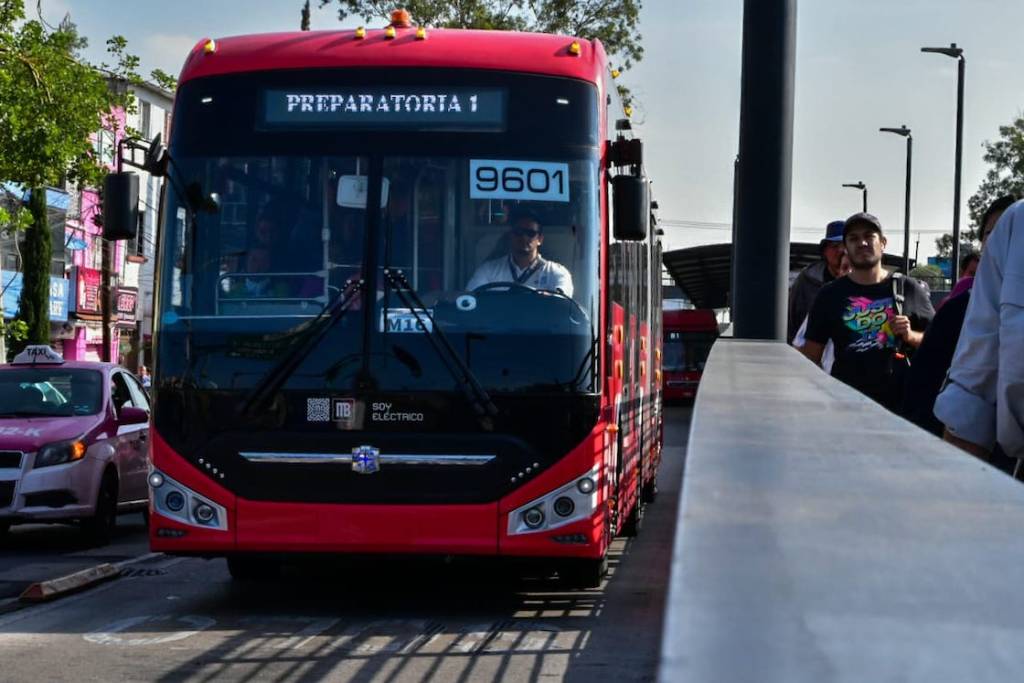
[
  {"xmin": 953, "ymin": 114, "xmax": 1024, "ymax": 255},
  {"xmin": 316, "ymin": 0, "xmax": 644, "ymax": 79},
  {"xmin": 2, "ymin": 318, "xmax": 28, "ymax": 360},
  {"xmin": 150, "ymin": 68, "xmax": 177, "ymax": 92},
  {"xmin": 910, "ymin": 263, "xmax": 945, "ymax": 291},
  {"xmin": 0, "ymin": 0, "xmax": 141, "ymax": 347},
  {"xmin": 15, "ymin": 187, "xmax": 49, "ymax": 346}
]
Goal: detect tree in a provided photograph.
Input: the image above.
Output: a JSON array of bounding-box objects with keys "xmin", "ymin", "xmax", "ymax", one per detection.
[
  {"xmin": 945, "ymin": 114, "xmax": 1024, "ymax": 256},
  {"xmin": 316, "ymin": 0, "xmax": 643, "ymax": 99},
  {"xmin": 149, "ymin": 68, "xmax": 178, "ymax": 93},
  {"xmin": 968, "ymin": 114, "xmax": 1024, "ymax": 227},
  {"xmin": 909, "ymin": 263, "xmax": 944, "ymax": 292},
  {"xmin": 0, "ymin": 0, "xmax": 137, "ymax": 350}
]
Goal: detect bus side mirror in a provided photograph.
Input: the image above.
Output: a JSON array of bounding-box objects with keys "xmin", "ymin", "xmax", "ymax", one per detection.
[
  {"xmin": 102, "ymin": 172, "xmax": 139, "ymax": 241},
  {"xmin": 612, "ymin": 175, "xmax": 649, "ymax": 241},
  {"xmin": 144, "ymin": 133, "xmax": 169, "ymax": 177}
]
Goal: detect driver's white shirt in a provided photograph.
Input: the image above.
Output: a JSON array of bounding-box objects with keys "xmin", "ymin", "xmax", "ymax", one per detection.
[{"xmin": 466, "ymin": 255, "xmax": 573, "ymax": 296}]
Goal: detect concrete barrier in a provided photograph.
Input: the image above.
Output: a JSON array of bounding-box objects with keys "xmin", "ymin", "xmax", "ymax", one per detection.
[{"xmin": 660, "ymin": 340, "xmax": 1024, "ymax": 682}]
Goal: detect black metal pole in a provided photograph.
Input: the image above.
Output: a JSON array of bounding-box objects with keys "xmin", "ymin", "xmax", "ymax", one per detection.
[
  {"xmin": 732, "ymin": 0, "xmax": 797, "ymax": 340},
  {"xmin": 904, "ymin": 135, "xmax": 913, "ymax": 274},
  {"xmin": 862, "ymin": 187, "xmax": 868, "ymax": 213},
  {"xmin": 951, "ymin": 56, "xmax": 965, "ymax": 281},
  {"xmin": 730, "ymin": 154, "xmax": 740, "ymax": 321}
]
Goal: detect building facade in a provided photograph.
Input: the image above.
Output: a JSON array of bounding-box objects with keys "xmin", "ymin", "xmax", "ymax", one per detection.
[{"xmin": 2, "ymin": 79, "xmax": 172, "ymax": 365}]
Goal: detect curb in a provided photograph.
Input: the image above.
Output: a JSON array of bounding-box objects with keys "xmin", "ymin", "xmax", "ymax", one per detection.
[
  {"xmin": 19, "ymin": 563, "xmax": 121, "ymax": 603},
  {"xmin": 16, "ymin": 552, "xmax": 164, "ymax": 605}
]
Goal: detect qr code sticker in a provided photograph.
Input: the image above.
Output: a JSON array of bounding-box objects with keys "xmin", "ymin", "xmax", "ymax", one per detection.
[{"xmin": 306, "ymin": 398, "xmax": 330, "ymax": 422}]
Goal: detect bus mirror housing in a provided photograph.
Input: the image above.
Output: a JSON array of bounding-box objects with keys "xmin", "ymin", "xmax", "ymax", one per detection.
[
  {"xmin": 612, "ymin": 175, "xmax": 649, "ymax": 241},
  {"xmin": 608, "ymin": 138, "xmax": 643, "ymax": 167},
  {"xmin": 144, "ymin": 133, "xmax": 169, "ymax": 177},
  {"xmin": 102, "ymin": 172, "xmax": 139, "ymax": 241}
]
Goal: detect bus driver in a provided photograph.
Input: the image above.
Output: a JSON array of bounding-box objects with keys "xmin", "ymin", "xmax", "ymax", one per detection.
[{"xmin": 466, "ymin": 210, "xmax": 574, "ymax": 296}]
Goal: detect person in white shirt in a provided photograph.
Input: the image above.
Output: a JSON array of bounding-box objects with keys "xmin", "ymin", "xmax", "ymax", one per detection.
[
  {"xmin": 466, "ymin": 211, "xmax": 573, "ymax": 296},
  {"xmin": 934, "ymin": 199, "xmax": 1024, "ymax": 466}
]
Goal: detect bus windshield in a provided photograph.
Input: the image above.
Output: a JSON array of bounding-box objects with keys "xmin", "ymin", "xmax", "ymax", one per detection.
[
  {"xmin": 663, "ymin": 331, "xmax": 717, "ymax": 372},
  {"xmin": 156, "ymin": 70, "xmax": 600, "ymax": 396}
]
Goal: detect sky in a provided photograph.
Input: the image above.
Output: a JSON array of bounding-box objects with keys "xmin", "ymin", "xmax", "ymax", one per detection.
[{"xmin": 42, "ymin": 0, "xmax": 1024, "ymax": 260}]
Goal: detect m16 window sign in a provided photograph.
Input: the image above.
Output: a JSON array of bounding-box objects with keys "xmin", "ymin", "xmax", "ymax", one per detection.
[{"xmin": 261, "ymin": 88, "xmax": 506, "ymax": 130}]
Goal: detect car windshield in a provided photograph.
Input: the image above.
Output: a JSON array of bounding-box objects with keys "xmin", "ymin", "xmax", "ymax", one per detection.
[
  {"xmin": 0, "ymin": 369, "xmax": 103, "ymax": 416},
  {"xmin": 156, "ymin": 70, "xmax": 600, "ymax": 395}
]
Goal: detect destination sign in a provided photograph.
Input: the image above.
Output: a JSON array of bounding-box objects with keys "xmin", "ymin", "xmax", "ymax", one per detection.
[{"xmin": 262, "ymin": 88, "xmax": 506, "ymax": 130}]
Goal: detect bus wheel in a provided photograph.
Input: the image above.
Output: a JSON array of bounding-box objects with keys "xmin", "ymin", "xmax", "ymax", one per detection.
[
  {"xmin": 558, "ymin": 556, "xmax": 607, "ymax": 589},
  {"xmin": 619, "ymin": 485, "xmax": 644, "ymax": 538},
  {"xmin": 227, "ymin": 557, "xmax": 281, "ymax": 582},
  {"xmin": 642, "ymin": 478, "xmax": 658, "ymax": 504}
]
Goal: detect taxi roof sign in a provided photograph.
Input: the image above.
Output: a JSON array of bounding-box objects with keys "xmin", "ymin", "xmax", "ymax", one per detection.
[{"xmin": 12, "ymin": 345, "xmax": 65, "ymax": 365}]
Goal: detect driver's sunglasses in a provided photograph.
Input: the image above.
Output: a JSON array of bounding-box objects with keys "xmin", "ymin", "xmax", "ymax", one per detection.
[{"xmin": 513, "ymin": 227, "xmax": 541, "ymax": 239}]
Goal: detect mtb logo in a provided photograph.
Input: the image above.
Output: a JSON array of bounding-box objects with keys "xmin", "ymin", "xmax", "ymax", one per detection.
[
  {"xmin": 333, "ymin": 399, "xmax": 355, "ymax": 424},
  {"xmin": 351, "ymin": 445, "xmax": 380, "ymax": 474}
]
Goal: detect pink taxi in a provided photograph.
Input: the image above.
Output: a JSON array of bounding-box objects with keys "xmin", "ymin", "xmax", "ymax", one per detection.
[{"xmin": 0, "ymin": 346, "xmax": 151, "ymax": 544}]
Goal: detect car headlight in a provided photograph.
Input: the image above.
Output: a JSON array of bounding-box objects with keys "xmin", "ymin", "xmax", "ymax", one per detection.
[{"xmin": 34, "ymin": 439, "xmax": 87, "ymax": 468}]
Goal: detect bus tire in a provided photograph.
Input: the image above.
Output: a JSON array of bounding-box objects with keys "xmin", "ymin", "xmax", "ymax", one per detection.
[
  {"xmin": 642, "ymin": 479, "xmax": 658, "ymax": 504},
  {"xmin": 558, "ymin": 556, "xmax": 607, "ymax": 589},
  {"xmin": 82, "ymin": 470, "xmax": 118, "ymax": 546},
  {"xmin": 620, "ymin": 482, "xmax": 644, "ymax": 538},
  {"xmin": 227, "ymin": 556, "xmax": 281, "ymax": 582}
]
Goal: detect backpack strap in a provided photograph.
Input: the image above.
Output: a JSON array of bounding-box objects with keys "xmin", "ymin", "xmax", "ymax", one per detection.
[{"xmin": 891, "ymin": 272, "xmax": 905, "ymax": 316}]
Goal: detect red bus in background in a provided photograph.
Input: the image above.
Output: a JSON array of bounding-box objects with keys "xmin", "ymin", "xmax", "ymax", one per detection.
[
  {"xmin": 123, "ymin": 14, "xmax": 664, "ymax": 587},
  {"xmin": 662, "ymin": 309, "xmax": 719, "ymax": 401}
]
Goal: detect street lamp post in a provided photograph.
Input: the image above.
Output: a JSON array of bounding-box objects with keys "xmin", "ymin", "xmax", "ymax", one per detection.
[
  {"xmin": 880, "ymin": 126, "xmax": 913, "ymax": 274},
  {"xmin": 922, "ymin": 43, "xmax": 965, "ymax": 281},
  {"xmin": 842, "ymin": 182, "xmax": 867, "ymax": 212}
]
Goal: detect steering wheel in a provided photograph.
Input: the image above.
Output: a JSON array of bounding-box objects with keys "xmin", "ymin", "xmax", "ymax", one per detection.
[{"xmin": 471, "ymin": 281, "xmax": 538, "ymax": 294}]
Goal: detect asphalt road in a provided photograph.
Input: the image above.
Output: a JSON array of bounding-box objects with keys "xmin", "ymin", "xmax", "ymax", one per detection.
[
  {"xmin": 0, "ymin": 512, "xmax": 150, "ymax": 601},
  {"xmin": 0, "ymin": 406, "xmax": 691, "ymax": 683}
]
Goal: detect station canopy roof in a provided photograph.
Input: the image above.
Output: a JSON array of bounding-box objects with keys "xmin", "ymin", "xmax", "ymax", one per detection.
[{"xmin": 662, "ymin": 243, "xmax": 909, "ymax": 310}]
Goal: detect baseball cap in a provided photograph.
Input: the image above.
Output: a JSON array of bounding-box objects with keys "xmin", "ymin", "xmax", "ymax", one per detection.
[{"xmin": 842, "ymin": 212, "xmax": 884, "ymax": 239}]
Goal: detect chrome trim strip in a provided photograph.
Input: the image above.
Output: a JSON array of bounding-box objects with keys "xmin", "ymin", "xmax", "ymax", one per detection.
[{"xmin": 239, "ymin": 452, "xmax": 495, "ymax": 466}]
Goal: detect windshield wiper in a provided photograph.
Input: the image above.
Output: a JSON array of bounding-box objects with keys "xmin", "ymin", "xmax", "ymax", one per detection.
[
  {"xmin": 382, "ymin": 268, "xmax": 498, "ymax": 430},
  {"xmin": 239, "ymin": 278, "xmax": 364, "ymax": 416}
]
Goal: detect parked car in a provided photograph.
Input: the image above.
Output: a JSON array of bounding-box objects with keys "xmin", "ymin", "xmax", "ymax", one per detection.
[{"xmin": 0, "ymin": 345, "xmax": 151, "ymax": 544}]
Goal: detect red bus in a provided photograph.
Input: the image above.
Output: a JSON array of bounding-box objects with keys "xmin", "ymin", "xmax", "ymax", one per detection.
[
  {"xmin": 108, "ymin": 15, "xmax": 663, "ymax": 586},
  {"xmin": 662, "ymin": 309, "xmax": 718, "ymax": 401}
]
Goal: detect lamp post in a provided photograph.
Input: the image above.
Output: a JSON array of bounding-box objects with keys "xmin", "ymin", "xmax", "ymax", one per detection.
[
  {"xmin": 842, "ymin": 182, "xmax": 867, "ymax": 212},
  {"xmin": 880, "ymin": 126, "xmax": 913, "ymax": 274},
  {"xmin": 921, "ymin": 43, "xmax": 965, "ymax": 280}
]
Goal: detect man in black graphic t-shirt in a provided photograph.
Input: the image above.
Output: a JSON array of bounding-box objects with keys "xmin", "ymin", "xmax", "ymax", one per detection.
[{"xmin": 802, "ymin": 213, "xmax": 934, "ymax": 411}]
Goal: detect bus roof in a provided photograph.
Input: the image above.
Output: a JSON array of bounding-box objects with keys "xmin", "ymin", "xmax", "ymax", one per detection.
[
  {"xmin": 179, "ymin": 29, "xmax": 608, "ymax": 87},
  {"xmin": 663, "ymin": 309, "xmax": 718, "ymax": 332}
]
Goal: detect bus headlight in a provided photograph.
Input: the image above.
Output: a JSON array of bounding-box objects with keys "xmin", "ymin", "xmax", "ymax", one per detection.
[
  {"xmin": 508, "ymin": 467, "xmax": 599, "ymax": 536},
  {"xmin": 523, "ymin": 507, "xmax": 545, "ymax": 529},
  {"xmin": 149, "ymin": 469, "xmax": 228, "ymax": 531}
]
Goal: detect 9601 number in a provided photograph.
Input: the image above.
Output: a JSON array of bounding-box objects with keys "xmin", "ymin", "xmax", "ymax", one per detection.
[{"xmin": 469, "ymin": 160, "xmax": 570, "ymax": 202}]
